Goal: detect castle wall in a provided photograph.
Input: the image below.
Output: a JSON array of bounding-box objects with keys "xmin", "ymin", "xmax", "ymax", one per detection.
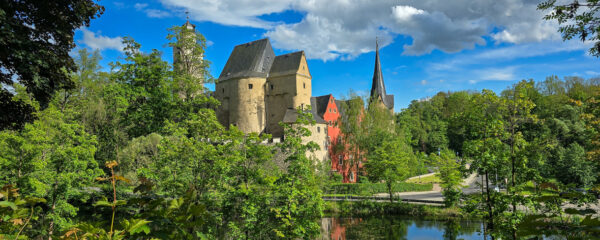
[
  {"xmin": 265, "ymin": 55, "xmax": 312, "ymax": 137},
  {"xmin": 303, "ymin": 122, "xmax": 329, "ymax": 164},
  {"xmin": 215, "ymin": 77, "xmax": 267, "ymax": 133}
]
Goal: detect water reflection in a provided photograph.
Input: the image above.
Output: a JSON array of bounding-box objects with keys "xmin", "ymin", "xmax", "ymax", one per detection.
[{"xmin": 319, "ymin": 217, "xmax": 484, "ymax": 240}]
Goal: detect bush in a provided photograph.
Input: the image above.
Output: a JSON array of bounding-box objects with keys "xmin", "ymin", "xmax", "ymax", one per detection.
[{"xmin": 323, "ymin": 182, "xmax": 432, "ymax": 196}]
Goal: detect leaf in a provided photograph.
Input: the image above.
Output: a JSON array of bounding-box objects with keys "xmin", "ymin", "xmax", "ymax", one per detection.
[
  {"xmin": 62, "ymin": 228, "xmax": 81, "ymax": 237},
  {"xmin": 105, "ymin": 161, "xmax": 118, "ymax": 169},
  {"xmin": 93, "ymin": 200, "xmax": 113, "ymax": 208},
  {"xmin": 114, "ymin": 175, "xmax": 131, "ymax": 183},
  {"xmin": 11, "ymin": 218, "xmax": 23, "ymax": 225},
  {"xmin": 0, "ymin": 201, "xmax": 17, "ymax": 210},
  {"xmin": 115, "ymin": 200, "xmax": 127, "ymax": 206},
  {"xmin": 125, "ymin": 219, "xmax": 151, "ymax": 235}
]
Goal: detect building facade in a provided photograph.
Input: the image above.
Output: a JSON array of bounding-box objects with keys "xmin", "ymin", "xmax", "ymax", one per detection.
[{"xmin": 214, "ymin": 38, "xmax": 328, "ymax": 162}]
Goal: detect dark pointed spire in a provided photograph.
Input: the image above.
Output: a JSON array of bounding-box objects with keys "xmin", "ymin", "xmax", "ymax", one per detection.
[{"xmin": 370, "ymin": 38, "xmax": 394, "ymax": 110}]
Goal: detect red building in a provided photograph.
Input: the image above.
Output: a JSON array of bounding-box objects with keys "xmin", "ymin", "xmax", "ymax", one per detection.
[
  {"xmin": 312, "ymin": 41, "xmax": 392, "ymax": 183},
  {"xmin": 312, "ymin": 94, "xmax": 362, "ymax": 183}
]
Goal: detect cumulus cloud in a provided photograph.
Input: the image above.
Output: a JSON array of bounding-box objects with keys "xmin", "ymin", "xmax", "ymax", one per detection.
[
  {"xmin": 157, "ymin": 0, "xmax": 562, "ymax": 60},
  {"xmin": 80, "ymin": 29, "xmax": 124, "ymax": 52}
]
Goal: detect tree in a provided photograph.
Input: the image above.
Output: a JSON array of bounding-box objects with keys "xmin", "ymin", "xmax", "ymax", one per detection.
[
  {"xmin": 434, "ymin": 150, "xmax": 463, "ymax": 207},
  {"xmin": 0, "ymin": 0, "xmax": 104, "ymax": 130},
  {"xmin": 167, "ymin": 24, "xmax": 213, "ymax": 99},
  {"xmin": 538, "ymin": 0, "xmax": 600, "ymax": 57},
  {"xmin": 462, "ymin": 90, "xmax": 509, "ymax": 238},
  {"xmin": 501, "ymin": 80, "xmax": 537, "ymax": 239},
  {"xmin": 268, "ymin": 107, "xmax": 324, "ymax": 239},
  {"xmin": 0, "ymin": 106, "xmax": 103, "ymax": 238},
  {"xmin": 364, "ymin": 132, "xmax": 412, "ymax": 202}
]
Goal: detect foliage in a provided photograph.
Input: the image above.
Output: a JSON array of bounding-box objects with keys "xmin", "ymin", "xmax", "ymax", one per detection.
[
  {"xmin": 323, "ymin": 182, "xmax": 433, "ymax": 196},
  {"xmin": 432, "ymin": 150, "xmax": 463, "ymax": 207},
  {"xmin": 538, "ymin": 0, "xmax": 600, "ymax": 57},
  {"xmin": 0, "ymin": 0, "xmax": 104, "ymax": 130},
  {"xmin": 364, "ymin": 132, "xmax": 413, "ymax": 202}
]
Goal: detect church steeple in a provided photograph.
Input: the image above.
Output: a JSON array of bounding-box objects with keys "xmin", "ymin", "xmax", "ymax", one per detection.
[{"xmin": 370, "ymin": 38, "xmax": 394, "ymax": 110}]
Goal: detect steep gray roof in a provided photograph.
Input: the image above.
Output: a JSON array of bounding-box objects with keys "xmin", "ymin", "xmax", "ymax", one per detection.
[
  {"xmin": 335, "ymin": 100, "xmax": 346, "ymax": 118},
  {"xmin": 218, "ymin": 38, "xmax": 275, "ymax": 81},
  {"xmin": 311, "ymin": 95, "xmax": 331, "ymax": 118},
  {"xmin": 282, "ymin": 107, "xmax": 326, "ymax": 124},
  {"xmin": 269, "ymin": 51, "xmax": 305, "ymax": 76},
  {"xmin": 370, "ymin": 41, "xmax": 394, "ymax": 110}
]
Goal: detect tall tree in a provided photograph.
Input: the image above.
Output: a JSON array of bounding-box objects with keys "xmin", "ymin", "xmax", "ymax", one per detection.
[
  {"xmin": 0, "ymin": 0, "xmax": 104, "ymax": 130},
  {"xmin": 364, "ymin": 132, "xmax": 412, "ymax": 202}
]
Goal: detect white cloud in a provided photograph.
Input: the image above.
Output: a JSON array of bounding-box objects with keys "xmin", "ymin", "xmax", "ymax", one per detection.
[
  {"xmin": 135, "ymin": 3, "xmax": 171, "ymax": 18},
  {"xmin": 586, "ymin": 70, "xmax": 600, "ymax": 76},
  {"xmin": 80, "ymin": 29, "xmax": 124, "ymax": 52},
  {"xmin": 145, "ymin": 9, "xmax": 171, "ymax": 18},
  {"xmin": 134, "ymin": 3, "xmax": 148, "ymax": 10},
  {"xmin": 156, "ymin": 0, "xmax": 566, "ymax": 60},
  {"xmin": 472, "ymin": 66, "xmax": 517, "ymax": 83}
]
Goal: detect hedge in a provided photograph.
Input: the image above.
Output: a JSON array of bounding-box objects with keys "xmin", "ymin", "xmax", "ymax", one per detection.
[{"xmin": 323, "ymin": 182, "xmax": 432, "ymax": 196}]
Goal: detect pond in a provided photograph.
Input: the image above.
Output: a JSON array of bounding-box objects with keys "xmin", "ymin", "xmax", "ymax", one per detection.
[{"xmin": 319, "ymin": 216, "xmax": 485, "ymax": 240}]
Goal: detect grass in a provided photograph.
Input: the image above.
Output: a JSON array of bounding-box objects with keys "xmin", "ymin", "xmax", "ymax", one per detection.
[
  {"xmin": 323, "ymin": 182, "xmax": 433, "ymax": 196},
  {"xmin": 406, "ymin": 174, "xmax": 441, "ymax": 184},
  {"xmin": 323, "ymin": 200, "xmax": 474, "ymax": 220}
]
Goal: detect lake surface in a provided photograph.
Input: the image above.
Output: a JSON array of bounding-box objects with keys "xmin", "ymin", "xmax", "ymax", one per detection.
[{"xmin": 319, "ymin": 216, "xmax": 484, "ymax": 240}]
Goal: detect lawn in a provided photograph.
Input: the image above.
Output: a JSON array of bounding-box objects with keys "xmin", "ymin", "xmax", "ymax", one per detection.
[{"xmin": 406, "ymin": 174, "xmax": 441, "ymax": 185}]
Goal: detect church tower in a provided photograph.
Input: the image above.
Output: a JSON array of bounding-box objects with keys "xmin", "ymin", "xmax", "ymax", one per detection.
[
  {"xmin": 173, "ymin": 16, "xmax": 204, "ymax": 92},
  {"xmin": 369, "ymin": 40, "xmax": 394, "ymax": 112}
]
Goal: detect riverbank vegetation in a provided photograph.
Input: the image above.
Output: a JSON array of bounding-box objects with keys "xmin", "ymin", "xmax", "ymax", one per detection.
[{"xmin": 2, "ymin": 1, "xmax": 600, "ymax": 239}]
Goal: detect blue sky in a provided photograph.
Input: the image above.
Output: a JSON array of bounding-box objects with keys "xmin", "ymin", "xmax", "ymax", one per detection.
[{"xmin": 75, "ymin": 0, "xmax": 600, "ymax": 111}]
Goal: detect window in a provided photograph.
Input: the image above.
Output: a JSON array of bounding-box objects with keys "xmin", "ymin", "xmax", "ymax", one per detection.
[
  {"xmin": 270, "ymin": 84, "xmax": 274, "ymax": 90},
  {"xmin": 350, "ymin": 172, "xmax": 354, "ymax": 182},
  {"xmin": 303, "ymin": 83, "xmax": 306, "ymax": 89},
  {"xmin": 329, "ymin": 108, "xmax": 332, "ymax": 113},
  {"xmin": 334, "ymin": 109, "xmax": 336, "ymax": 113},
  {"xmin": 317, "ymin": 127, "xmax": 320, "ymax": 133},
  {"xmin": 222, "ymin": 88, "xmax": 224, "ymax": 93},
  {"xmin": 248, "ymin": 84, "xmax": 253, "ymax": 89},
  {"xmin": 338, "ymin": 155, "xmax": 343, "ymax": 165}
]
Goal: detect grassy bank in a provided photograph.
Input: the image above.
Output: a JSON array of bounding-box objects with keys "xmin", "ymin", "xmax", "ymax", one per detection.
[
  {"xmin": 323, "ymin": 200, "xmax": 476, "ymax": 220},
  {"xmin": 323, "ymin": 182, "xmax": 432, "ymax": 196}
]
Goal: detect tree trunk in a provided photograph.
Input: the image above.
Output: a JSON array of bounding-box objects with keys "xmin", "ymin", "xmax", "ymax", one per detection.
[
  {"xmin": 485, "ymin": 171, "xmax": 495, "ymax": 240},
  {"xmin": 388, "ymin": 182, "xmax": 393, "ymax": 203}
]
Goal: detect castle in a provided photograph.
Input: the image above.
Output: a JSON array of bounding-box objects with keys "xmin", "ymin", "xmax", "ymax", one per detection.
[{"xmin": 179, "ymin": 19, "xmax": 394, "ymax": 182}]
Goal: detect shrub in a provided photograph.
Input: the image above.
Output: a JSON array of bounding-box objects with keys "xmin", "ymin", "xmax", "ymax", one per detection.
[{"xmin": 323, "ymin": 182, "xmax": 432, "ymax": 196}]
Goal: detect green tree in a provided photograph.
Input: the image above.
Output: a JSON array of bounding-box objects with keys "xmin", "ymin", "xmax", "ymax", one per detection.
[
  {"xmin": 364, "ymin": 132, "xmax": 412, "ymax": 202},
  {"xmin": 434, "ymin": 150, "xmax": 463, "ymax": 207},
  {"xmin": 167, "ymin": 24, "xmax": 213, "ymax": 99},
  {"xmin": 538, "ymin": 0, "xmax": 600, "ymax": 57},
  {"xmin": 269, "ymin": 107, "xmax": 324, "ymax": 239},
  {"xmin": 462, "ymin": 90, "xmax": 509, "ymax": 238},
  {"xmin": 0, "ymin": 0, "xmax": 104, "ymax": 130},
  {"xmin": 0, "ymin": 106, "xmax": 103, "ymax": 238}
]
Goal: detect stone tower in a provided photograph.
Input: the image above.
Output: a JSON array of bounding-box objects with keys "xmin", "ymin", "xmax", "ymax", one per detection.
[
  {"xmin": 369, "ymin": 40, "xmax": 394, "ymax": 111},
  {"xmin": 265, "ymin": 51, "xmax": 312, "ymax": 137},
  {"xmin": 173, "ymin": 20, "xmax": 204, "ymax": 89},
  {"xmin": 215, "ymin": 38, "xmax": 275, "ymax": 133}
]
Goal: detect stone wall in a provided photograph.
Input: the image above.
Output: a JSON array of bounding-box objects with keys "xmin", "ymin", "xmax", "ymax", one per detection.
[{"xmin": 215, "ymin": 77, "xmax": 267, "ymax": 133}]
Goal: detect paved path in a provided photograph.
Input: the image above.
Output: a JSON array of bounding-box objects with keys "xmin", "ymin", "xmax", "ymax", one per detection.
[{"xmin": 372, "ymin": 173, "xmax": 479, "ymax": 202}]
